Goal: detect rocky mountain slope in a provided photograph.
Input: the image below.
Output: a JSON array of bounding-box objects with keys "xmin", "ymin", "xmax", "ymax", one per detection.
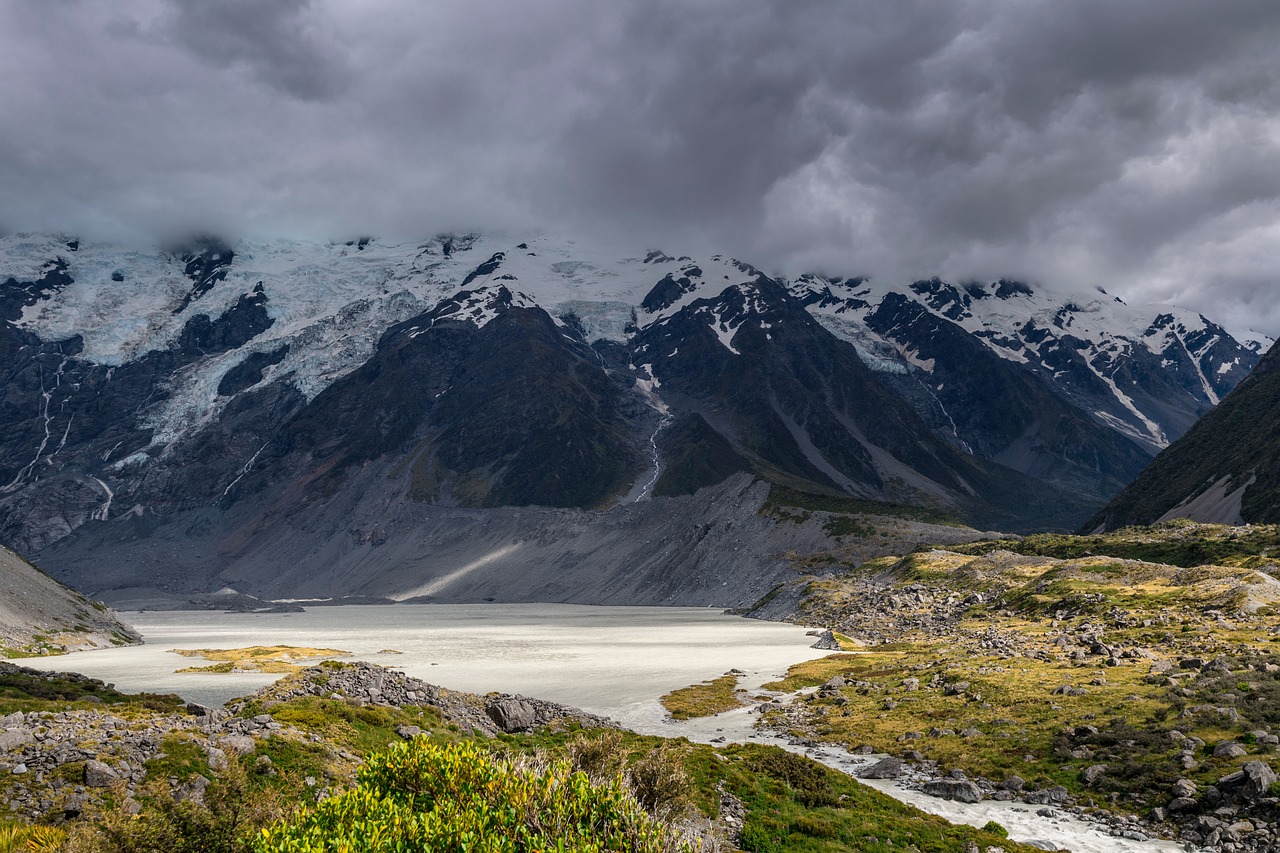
[
  {"xmin": 1087, "ymin": 340, "xmax": 1280, "ymax": 530},
  {"xmin": 0, "ymin": 233, "xmax": 1267, "ymax": 604},
  {"xmin": 0, "ymin": 543, "xmax": 139, "ymax": 656}
]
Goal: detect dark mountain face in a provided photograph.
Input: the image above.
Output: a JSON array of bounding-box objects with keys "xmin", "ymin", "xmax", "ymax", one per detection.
[
  {"xmin": 1087, "ymin": 341, "xmax": 1280, "ymax": 530},
  {"xmin": 0, "ymin": 233, "xmax": 1266, "ymax": 604},
  {"xmin": 861, "ymin": 292, "xmax": 1153, "ymax": 503},
  {"xmin": 267, "ymin": 287, "xmax": 643, "ymax": 511},
  {"xmin": 631, "ymin": 274, "xmax": 1100, "ymax": 531}
]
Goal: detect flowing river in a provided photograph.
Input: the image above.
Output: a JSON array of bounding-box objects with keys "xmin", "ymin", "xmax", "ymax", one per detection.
[{"xmin": 24, "ymin": 604, "xmax": 1185, "ymax": 853}]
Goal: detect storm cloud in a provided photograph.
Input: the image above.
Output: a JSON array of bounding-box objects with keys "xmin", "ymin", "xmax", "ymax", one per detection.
[{"xmin": 2, "ymin": 0, "xmax": 1279, "ymax": 335}]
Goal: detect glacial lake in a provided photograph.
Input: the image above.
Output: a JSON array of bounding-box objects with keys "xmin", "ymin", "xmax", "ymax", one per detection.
[
  {"xmin": 24, "ymin": 603, "xmax": 1184, "ymax": 852},
  {"xmin": 21, "ymin": 603, "xmax": 830, "ymax": 722}
]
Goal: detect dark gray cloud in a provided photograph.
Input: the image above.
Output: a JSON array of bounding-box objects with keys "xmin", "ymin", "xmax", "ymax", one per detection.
[{"xmin": 1, "ymin": 0, "xmax": 1279, "ymax": 336}]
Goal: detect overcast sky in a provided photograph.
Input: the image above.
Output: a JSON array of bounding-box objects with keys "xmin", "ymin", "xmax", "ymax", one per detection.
[{"xmin": 3, "ymin": 0, "xmax": 1279, "ymax": 336}]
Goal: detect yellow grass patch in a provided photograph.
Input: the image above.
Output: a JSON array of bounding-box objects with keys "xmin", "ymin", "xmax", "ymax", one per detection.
[{"xmin": 170, "ymin": 645, "xmax": 351, "ymax": 674}]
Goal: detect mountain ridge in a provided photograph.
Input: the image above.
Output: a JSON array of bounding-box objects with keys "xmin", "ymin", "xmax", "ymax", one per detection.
[
  {"xmin": 0, "ymin": 232, "xmax": 1268, "ymax": 603},
  {"xmin": 1087, "ymin": 339, "xmax": 1280, "ymax": 530}
]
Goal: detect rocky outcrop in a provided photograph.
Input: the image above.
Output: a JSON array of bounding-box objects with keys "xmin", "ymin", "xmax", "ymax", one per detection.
[
  {"xmin": 0, "ymin": 660, "xmax": 617, "ymax": 822},
  {"xmin": 236, "ymin": 661, "xmax": 617, "ymax": 736},
  {"xmin": 1217, "ymin": 760, "xmax": 1278, "ymax": 805}
]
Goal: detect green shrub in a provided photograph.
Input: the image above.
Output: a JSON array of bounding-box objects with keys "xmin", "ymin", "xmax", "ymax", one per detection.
[
  {"xmin": 256, "ymin": 739, "xmax": 691, "ymax": 852},
  {"xmin": 982, "ymin": 820, "xmax": 1009, "ymax": 838},
  {"xmin": 746, "ymin": 748, "xmax": 840, "ymax": 805}
]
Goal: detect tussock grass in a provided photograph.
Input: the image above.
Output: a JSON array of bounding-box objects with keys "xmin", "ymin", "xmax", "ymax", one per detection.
[
  {"xmin": 660, "ymin": 674, "xmax": 744, "ymax": 720},
  {"xmin": 170, "ymin": 646, "xmax": 351, "ymax": 674}
]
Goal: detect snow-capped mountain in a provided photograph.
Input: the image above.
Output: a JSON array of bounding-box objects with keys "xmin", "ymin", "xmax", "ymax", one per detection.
[
  {"xmin": 1088, "ymin": 338, "xmax": 1280, "ymax": 530},
  {"xmin": 791, "ymin": 275, "xmax": 1262, "ymax": 452},
  {"xmin": 0, "ymin": 232, "xmax": 1267, "ymax": 603}
]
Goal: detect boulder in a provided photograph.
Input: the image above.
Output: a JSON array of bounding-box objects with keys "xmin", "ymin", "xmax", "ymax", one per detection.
[
  {"xmin": 1213, "ymin": 742, "xmax": 1248, "ymax": 759},
  {"xmin": 0, "ymin": 728, "xmax": 34, "ymax": 752},
  {"xmin": 1001, "ymin": 775, "xmax": 1025, "ymax": 792},
  {"xmin": 858, "ymin": 757, "xmax": 903, "ymax": 779},
  {"xmin": 922, "ymin": 779, "xmax": 983, "ymax": 803},
  {"xmin": 810, "ymin": 629, "xmax": 841, "ymax": 651},
  {"xmin": 1217, "ymin": 760, "xmax": 1278, "ymax": 804},
  {"xmin": 486, "ymin": 698, "xmax": 536, "ymax": 733},
  {"xmin": 1082, "ymin": 764, "xmax": 1108, "ymax": 784},
  {"xmin": 219, "ymin": 735, "xmax": 256, "ymax": 754},
  {"xmin": 1171, "ymin": 778, "xmax": 1197, "ymax": 798},
  {"xmin": 84, "ymin": 760, "xmax": 118, "ymax": 788}
]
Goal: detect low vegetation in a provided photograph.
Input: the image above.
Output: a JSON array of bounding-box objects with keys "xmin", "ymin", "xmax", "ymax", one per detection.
[
  {"xmin": 762, "ymin": 523, "xmax": 1280, "ymax": 829},
  {"xmin": 0, "ymin": 663, "xmax": 1042, "ymax": 853},
  {"xmin": 951, "ymin": 518, "xmax": 1280, "ymax": 572},
  {"xmin": 764, "ymin": 484, "xmax": 958, "ymax": 526},
  {"xmin": 170, "ymin": 646, "xmax": 351, "ymax": 674},
  {"xmin": 257, "ymin": 738, "xmax": 689, "ymax": 852},
  {"xmin": 0, "ymin": 666, "xmax": 181, "ymax": 714},
  {"xmin": 659, "ymin": 673, "xmax": 744, "ymax": 720}
]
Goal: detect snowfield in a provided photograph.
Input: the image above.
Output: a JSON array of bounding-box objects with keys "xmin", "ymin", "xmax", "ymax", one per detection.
[{"xmin": 2, "ymin": 232, "xmax": 1270, "ymax": 459}]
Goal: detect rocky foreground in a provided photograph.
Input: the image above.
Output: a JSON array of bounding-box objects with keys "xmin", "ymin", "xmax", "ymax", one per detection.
[{"xmin": 0, "ymin": 659, "xmax": 612, "ymax": 823}]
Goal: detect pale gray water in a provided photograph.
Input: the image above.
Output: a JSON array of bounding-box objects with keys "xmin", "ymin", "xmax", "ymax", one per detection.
[{"xmin": 21, "ymin": 603, "xmax": 829, "ymax": 712}]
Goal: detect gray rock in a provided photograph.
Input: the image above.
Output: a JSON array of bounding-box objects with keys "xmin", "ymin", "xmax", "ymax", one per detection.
[
  {"xmin": 1217, "ymin": 760, "xmax": 1278, "ymax": 804},
  {"xmin": 1213, "ymin": 742, "xmax": 1248, "ymax": 758},
  {"xmin": 810, "ymin": 629, "xmax": 841, "ymax": 650},
  {"xmin": 858, "ymin": 757, "xmax": 903, "ymax": 779},
  {"xmin": 84, "ymin": 759, "xmax": 118, "ymax": 787},
  {"xmin": 206, "ymin": 747, "xmax": 228, "ymax": 771},
  {"xmin": 0, "ymin": 728, "xmax": 34, "ymax": 752},
  {"xmin": 396, "ymin": 725, "xmax": 423, "ymax": 740},
  {"xmin": 1172, "ymin": 778, "xmax": 1197, "ymax": 798},
  {"xmin": 922, "ymin": 779, "xmax": 983, "ymax": 803},
  {"xmin": 1082, "ymin": 764, "xmax": 1108, "ymax": 784},
  {"xmin": 487, "ymin": 698, "xmax": 536, "ymax": 733},
  {"xmin": 219, "ymin": 735, "xmax": 256, "ymax": 754}
]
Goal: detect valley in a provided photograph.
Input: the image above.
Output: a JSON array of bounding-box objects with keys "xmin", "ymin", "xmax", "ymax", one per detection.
[
  {"xmin": 0, "ymin": 233, "xmax": 1268, "ymax": 608},
  {"xmin": 3, "ymin": 233, "xmax": 1280, "ymax": 851}
]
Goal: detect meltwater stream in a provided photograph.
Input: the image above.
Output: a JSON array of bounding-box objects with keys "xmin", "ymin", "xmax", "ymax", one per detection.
[{"xmin": 25, "ymin": 605, "xmax": 1185, "ymax": 853}]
